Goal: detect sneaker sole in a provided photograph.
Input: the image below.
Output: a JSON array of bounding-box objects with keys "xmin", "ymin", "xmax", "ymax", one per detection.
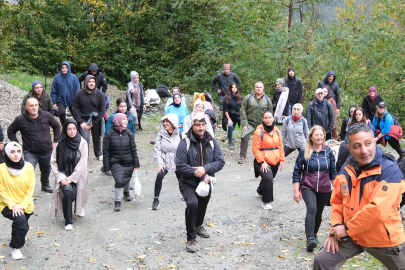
[
  {"xmin": 186, "ymin": 248, "xmax": 197, "ymax": 253},
  {"xmin": 197, "ymin": 234, "xmax": 210, "ymax": 238},
  {"xmin": 152, "ymin": 205, "xmax": 160, "ymax": 210}
]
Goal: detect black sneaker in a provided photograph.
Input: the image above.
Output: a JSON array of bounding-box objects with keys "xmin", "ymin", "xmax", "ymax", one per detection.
[
  {"xmin": 186, "ymin": 240, "xmax": 197, "ymax": 253},
  {"xmin": 196, "ymin": 225, "xmax": 210, "ymax": 238},
  {"xmin": 306, "ymin": 237, "xmax": 317, "ymax": 252},
  {"xmin": 152, "ymin": 198, "xmax": 159, "ymax": 210},
  {"xmin": 228, "ymin": 142, "xmax": 234, "ymax": 150},
  {"xmin": 314, "ymin": 236, "xmax": 319, "ymax": 244},
  {"xmin": 41, "ymin": 185, "xmax": 53, "ymax": 193},
  {"xmin": 123, "ymin": 192, "xmax": 132, "ymax": 202},
  {"xmin": 238, "ymin": 158, "xmax": 246, "ymax": 164},
  {"xmin": 114, "ymin": 201, "xmax": 121, "ymax": 212}
]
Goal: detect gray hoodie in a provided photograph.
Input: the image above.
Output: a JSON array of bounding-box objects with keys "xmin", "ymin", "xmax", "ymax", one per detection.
[
  {"xmin": 281, "ymin": 116, "xmax": 309, "ymax": 150},
  {"xmin": 154, "ymin": 113, "xmax": 181, "ymax": 172}
]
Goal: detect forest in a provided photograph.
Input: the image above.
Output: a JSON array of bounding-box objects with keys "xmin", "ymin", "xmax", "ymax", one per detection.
[{"xmin": 0, "ymin": 0, "xmax": 404, "ymax": 125}]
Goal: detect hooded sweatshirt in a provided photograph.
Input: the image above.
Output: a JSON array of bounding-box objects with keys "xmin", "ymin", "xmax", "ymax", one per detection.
[
  {"xmin": 154, "ymin": 113, "xmax": 181, "ymax": 172},
  {"xmin": 183, "ymin": 99, "xmax": 214, "ymax": 136},
  {"xmin": 21, "ymin": 81, "xmax": 54, "ymax": 115},
  {"xmin": 317, "ymin": 71, "xmax": 341, "ymax": 109},
  {"xmin": 285, "ymin": 68, "xmax": 303, "ymax": 104},
  {"xmin": 72, "ymin": 75, "xmax": 106, "ymax": 125},
  {"xmin": 78, "ymin": 63, "xmax": 108, "ymax": 93},
  {"xmin": 51, "ymin": 61, "xmax": 80, "ymax": 107}
]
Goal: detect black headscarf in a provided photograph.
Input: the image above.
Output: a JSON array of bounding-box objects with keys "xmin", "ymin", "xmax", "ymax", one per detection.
[
  {"xmin": 171, "ymin": 93, "xmax": 182, "ymax": 108},
  {"xmin": 4, "ymin": 142, "xmax": 25, "ymax": 170},
  {"xmin": 56, "ymin": 119, "xmax": 82, "ymax": 176}
]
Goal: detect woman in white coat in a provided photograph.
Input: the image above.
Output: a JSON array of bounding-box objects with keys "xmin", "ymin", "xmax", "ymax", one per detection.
[
  {"xmin": 50, "ymin": 119, "xmax": 88, "ymax": 231},
  {"xmin": 183, "ymin": 98, "xmax": 214, "ymax": 136},
  {"xmin": 152, "ymin": 113, "xmax": 181, "ymax": 210}
]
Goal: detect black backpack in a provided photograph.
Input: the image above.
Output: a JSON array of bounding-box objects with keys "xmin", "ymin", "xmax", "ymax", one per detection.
[
  {"xmin": 156, "ymin": 85, "xmax": 171, "ymax": 98},
  {"xmin": 382, "ymin": 113, "xmax": 400, "ymax": 126}
]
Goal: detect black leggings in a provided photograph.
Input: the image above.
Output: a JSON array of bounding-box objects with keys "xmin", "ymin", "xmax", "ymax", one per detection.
[
  {"xmin": 301, "ymin": 188, "xmax": 331, "ymax": 240},
  {"xmin": 254, "ymin": 159, "xmax": 279, "ymax": 203},
  {"xmin": 61, "ymin": 183, "xmax": 76, "ymax": 226},
  {"xmin": 57, "ymin": 102, "xmax": 72, "ymax": 127},
  {"xmin": 154, "ymin": 169, "xmax": 180, "ymax": 197},
  {"xmin": 137, "ymin": 108, "xmax": 143, "ymax": 130}
]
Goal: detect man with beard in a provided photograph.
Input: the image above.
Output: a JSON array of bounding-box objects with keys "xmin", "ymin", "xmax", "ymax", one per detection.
[
  {"xmin": 210, "ymin": 64, "xmax": 241, "ymax": 110},
  {"xmin": 72, "ymin": 75, "xmax": 106, "ymax": 160},
  {"xmin": 285, "ymin": 68, "xmax": 303, "ymax": 115},
  {"xmin": 318, "ymin": 71, "xmax": 341, "ymax": 114},
  {"xmin": 21, "ymin": 81, "xmax": 54, "ymax": 115}
]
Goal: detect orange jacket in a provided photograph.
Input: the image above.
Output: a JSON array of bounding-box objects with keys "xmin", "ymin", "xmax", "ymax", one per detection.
[
  {"xmin": 331, "ymin": 146, "xmax": 405, "ymax": 248},
  {"xmin": 252, "ymin": 125, "xmax": 285, "ymax": 165}
]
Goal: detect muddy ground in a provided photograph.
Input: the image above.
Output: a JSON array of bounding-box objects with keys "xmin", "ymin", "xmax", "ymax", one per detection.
[{"xmin": 0, "ymin": 82, "xmax": 401, "ymax": 269}]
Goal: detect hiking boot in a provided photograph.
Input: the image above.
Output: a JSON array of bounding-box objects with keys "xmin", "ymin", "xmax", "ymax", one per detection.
[
  {"xmin": 196, "ymin": 225, "xmax": 210, "ymax": 238},
  {"xmin": 114, "ymin": 201, "xmax": 121, "ymax": 212},
  {"xmin": 314, "ymin": 236, "xmax": 319, "ymax": 244},
  {"xmin": 262, "ymin": 203, "xmax": 273, "ymax": 210},
  {"xmin": 306, "ymin": 237, "xmax": 317, "ymax": 252},
  {"xmin": 152, "ymin": 198, "xmax": 159, "ymax": 210},
  {"xmin": 238, "ymin": 158, "xmax": 246, "ymax": 164},
  {"xmin": 10, "ymin": 248, "xmax": 23, "ymax": 260},
  {"xmin": 41, "ymin": 185, "xmax": 53, "ymax": 193},
  {"xmin": 123, "ymin": 192, "xmax": 132, "ymax": 202},
  {"xmin": 228, "ymin": 141, "xmax": 234, "ymax": 150},
  {"xmin": 186, "ymin": 240, "xmax": 197, "ymax": 253}
]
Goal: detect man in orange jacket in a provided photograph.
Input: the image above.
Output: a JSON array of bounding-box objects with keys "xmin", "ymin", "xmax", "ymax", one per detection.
[{"xmin": 313, "ymin": 123, "xmax": 405, "ymax": 269}]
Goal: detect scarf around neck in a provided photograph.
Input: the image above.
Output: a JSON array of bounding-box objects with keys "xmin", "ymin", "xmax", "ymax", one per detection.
[
  {"xmin": 56, "ymin": 119, "xmax": 82, "ymax": 176},
  {"xmin": 292, "ymin": 115, "xmax": 301, "ymax": 123},
  {"xmin": 262, "ymin": 122, "xmax": 274, "ymax": 134},
  {"xmin": 113, "ymin": 113, "xmax": 128, "ymax": 133}
]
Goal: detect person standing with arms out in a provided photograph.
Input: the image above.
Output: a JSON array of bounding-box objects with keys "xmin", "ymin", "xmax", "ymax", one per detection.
[
  {"xmin": 210, "ymin": 64, "xmax": 241, "ymax": 111},
  {"xmin": 176, "ymin": 113, "xmax": 225, "ymax": 253},
  {"xmin": 313, "ymin": 123, "xmax": 405, "ymax": 269},
  {"xmin": 318, "ymin": 71, "xmax": 341, "ymax": 115},
  {"xmin": 103, "ymin": 113, "xmax": 140, "ymax": 212},
  {"xmin": 152, "ymin": 113, "xmax": 181, "ymax": 210},
  {"xmin": 127, "ymin": 71, "xmax": 146, "ymax": 130},
  {"xmin": 292, "ymin": 125, "xmax": 336, "ymax": 252},
  {"xmin": 252, "ymin": 111, "xmax": 285, "ymax": 210},
  {"xmin": 72, "ymin": 75, "xmax": 106, "ymax": 161},
  {"xmin": 239, "ymin": 81, "xmax": 273, "ymax": 164},
  {"xmin": 78, "ymin": 63, "xmax": 108, "ymax": 93},
  {"xmin": 21, "ymin": 81, "xmax": 54, "ymax": 115},
  {"xmin": 51, "ymin": 61, "xmax": 80, "ymax": 126},
  {"xmin": 8, "ymin": 97, "xmax": 61, "ymax": 193},
  {"xmin": 362, "ymin": 86, "xmax": 383, "ymax": 121},
  {"xmin": 50, "ymin": 119, "xmax": 88, "ymax": 231},
  {"xmin": 0, "ymin": 142, "xmax": 35, "ymax": 260},
  {"xmin": 223, "ymin": 82, "xmax": 242, "ymax": 150},
  {"xmin": 285, "ymin": 68, "xmax": 303, "ymax": 115},
  {"xmin": 306, "ymin": 89, "xmax": 334, "ymax": 140}
]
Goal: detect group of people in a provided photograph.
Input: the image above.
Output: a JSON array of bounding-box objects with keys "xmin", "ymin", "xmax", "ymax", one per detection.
[{"xmin": 0, "ymin": 62, "xmax": 404, "ymax": 268}]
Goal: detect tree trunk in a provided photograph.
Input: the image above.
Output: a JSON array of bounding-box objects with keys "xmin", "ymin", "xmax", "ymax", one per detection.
[{"xmin": 288, "ymin": 0, "xmax": 293, "ymax": 29}]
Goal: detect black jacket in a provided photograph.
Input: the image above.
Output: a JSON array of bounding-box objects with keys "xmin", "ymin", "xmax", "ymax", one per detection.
[
  {"xmin": 72, "ymin": 88, "xmax": 106, "ymax": 125},
  {"xmin": 210, "ymin": 71, "xmax": 241, "ymax": 96},
  {"xmin": 306, "ymin": 99, "xmax": 335, "ymax": 132},
  {"xmin": 317, "ymin": 71, "xmax": 341, "ymax": 109},
  {"xmin": 285, "ymin": 68, "xmax": 303, "ymax": 104},
  {"xmin": 103, "ymin": 127, "xmax": 140, "ymax": 188},
  {"xmin": 362, "ymin": 95, "xmax": 383, "ymax": 121},
  {"xmin": 223, "ymin": 96, "xmax": 241, "ymax": 124},
  {"xmin": 7, "ymin": 110, "xmax": 61, "ymax": 154},
  {"xmin": 0, "ymin": 121, "xmax": 3, "ymax": 143},
  {"xmin": 78, "ymin": 64, "xmax": 108, "ymax": 93},
  {"xmin": 176, "ymin": 131, "xmax": 225, "ymax": 188}
]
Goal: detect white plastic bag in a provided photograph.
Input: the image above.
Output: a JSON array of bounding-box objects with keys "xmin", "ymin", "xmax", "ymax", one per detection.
[
  {"xmin": 195, "ymin": 181, "xmax": 210, "ymax": 197},
  {"xmin": 133, "ymin": 170, "xmax": 142, "ymax": 198}
]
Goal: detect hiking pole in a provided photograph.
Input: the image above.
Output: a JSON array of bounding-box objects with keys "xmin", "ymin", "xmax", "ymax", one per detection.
[{"xmin": 43, "ymin": 64, "xmax": 48, "ymax": 91}]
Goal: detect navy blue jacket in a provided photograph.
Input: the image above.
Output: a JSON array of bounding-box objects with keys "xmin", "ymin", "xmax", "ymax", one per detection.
[
  {"xmin": 317, "ymin": 71, "xmax": 341, "ymax": 109},
  {"xmin": 51, "ymin": 61, "xmax": 80, "ymax": 107}
]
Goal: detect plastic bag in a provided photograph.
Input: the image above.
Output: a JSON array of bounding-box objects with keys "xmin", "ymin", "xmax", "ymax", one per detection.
[
  {"xmin": 195, "ymin": 180, "xmax": 212, "ymax": 197},
  {"xmin": 133, "ymin": 170, "xmax": 142, "ymax": 198}
]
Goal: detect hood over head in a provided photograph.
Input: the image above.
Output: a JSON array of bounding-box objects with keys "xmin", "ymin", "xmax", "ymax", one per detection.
[
  {"xmin": 160, "ymin": 113, "xmax": 179, "ymax": 132},
  {"xmin": 130, "ymin": 71, "xmax": 139, "ymax": 81},
  {"xmin": 193, "ymin": 98, "xmax": 206, "ymax": 113},
  {"xmin": 324, "ymin": 71, "xmax": 336, "ymax": 84},
  {"xmin": 113, "ymin": 113, "xmax": 128, "ymax": 133},
  {"xmin": 287, "ymin": 67, "xmax": 296, "ymax": 80},
  {"xmin": 276, "ymin": 78, "xmax": 285, "ymax": 87},
  {"xmin": 60, "ymin": 61, "xmax": 72, "ymax": 75},
  {"xmin": 89, "ymin": 63, "xmax": 99, "ymax": 72},
  {"xmin": 84, "ymin": 75, "xmax": 97, "ymax": 92}
]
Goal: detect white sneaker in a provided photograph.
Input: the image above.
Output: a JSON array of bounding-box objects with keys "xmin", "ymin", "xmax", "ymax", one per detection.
[
  {"xmin": 10, "ymin": 248, "xmax": 23, "ymax": 260},
  {"xmin": 273, "ymin": 177, "xmax": 276, "ymax": 181},
  {"xmin": 256, "ymin": 191, "xmax": 262, "ymax": 198},
  {"xmin": 77, "ymin": 208, "xmax": 85, "ymax": 217},
  {"xmin": 96, "ymin": 155, "xmax": 103, "ymax": 161},
  {"xmin": 65, "ymin": 224, "xmax": 73, "ymax": 231},
  {"xmin": 262, "ymin": 203, "xmax": 273, "ymax": 210}
]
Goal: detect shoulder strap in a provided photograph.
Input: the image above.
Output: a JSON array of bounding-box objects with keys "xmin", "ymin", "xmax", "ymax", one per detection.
[
  {"xmin": 302, "ymin": 118, "xmax": 307, "ymax": 133},
  {"xmin": 209, "ymin": 140, "xmax": 214, "ymax": 151},
  {"xmin": 264, "ymin": 95, "xmax": 270, "ymax": 106},
  {"xmin": 185, "ymin": 137, "xmax": 190, "ymax": 152},
  {"xmin": 286, "ymin": 115, "xmax": 291, "ymax": 126},
  {"xmin": 260, "ymin": 128, "xmax": 265, "ymax": 141}
]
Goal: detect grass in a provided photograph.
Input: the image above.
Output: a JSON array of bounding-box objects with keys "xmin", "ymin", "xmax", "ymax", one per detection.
[
  {"xmin": 0, "ymin": 73, "xmax": 51, "ymax": 92},
  {"xmin": 342, "ymin": 253, "xmax": 385, "ymax": 269}
]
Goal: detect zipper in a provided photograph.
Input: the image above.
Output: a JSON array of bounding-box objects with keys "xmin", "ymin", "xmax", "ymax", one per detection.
[
  {"xmin": 119, "ymin": 133, "xmax": 123, "ymax": 161},
  {"xmin": 316, "ymin": 152, "xmax": 320, "ymax": 192},
  {"xmin": 200, "ymin": 141, "xmax": 204, "ymax": 165}
]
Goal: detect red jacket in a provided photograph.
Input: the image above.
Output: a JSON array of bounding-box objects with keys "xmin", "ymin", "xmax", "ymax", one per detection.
[{"xmin": 331, "ymin": 146, "xmax": 405, "ymax": 247}]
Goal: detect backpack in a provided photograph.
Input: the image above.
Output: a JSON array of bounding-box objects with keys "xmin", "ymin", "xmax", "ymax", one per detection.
[
  {"xmin": 258, "ymin": 127, "xmax": 280, "ymax": 151},
  {"xmin": 184, "ymin": 137, "xmax": 214, "ymax": 152},
  {"xmin": 156, "ymin": 85, "xmax": 171, "ymax": 98},
  {"xmin": 247, "ymin": 93, "xmax": 270, "ymax": 108},
  {"xmin": 382, "ymin": 113, "xmax": 400, "ymax": 126},
  {"xmin": 286, "ymin": 116, "xmax": 307, "ymax": 134}
]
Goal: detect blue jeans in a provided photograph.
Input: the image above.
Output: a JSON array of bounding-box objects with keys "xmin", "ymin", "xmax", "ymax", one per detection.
[
  {"xmin": 24, "ymin": 150, "xmax": 52, "ymax": 186},
  {"xmin": 288, "ymin": 104, "xmax": 293, "ymax": 116},
  {"xmin": 227, "ymin": 123, "xmax": 234, "ymax": 143}
]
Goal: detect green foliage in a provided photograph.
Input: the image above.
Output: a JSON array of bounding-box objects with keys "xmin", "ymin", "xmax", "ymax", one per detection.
[{"xmin": 0, "ymin": 73, "xmax": 47, "ymax": 91}]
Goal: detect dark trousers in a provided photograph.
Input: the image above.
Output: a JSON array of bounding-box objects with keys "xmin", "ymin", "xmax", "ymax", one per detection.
[
  {"xmin": 386, "ymin": 137, "xmax": 405, "ymax": 157},
  {"xmin": 137, "ymin": 108, "xmax": 143, "ymax": 130},
  {"xmin": 254, "ymin": 159, "xmax": 279, "ymax": 203},
  {"xmin": 325, "ymin": 132, "xmax": 332, "ymax": 140},
  {"xmin": 284, "ymin": 145, "xmax": 300, "ymax": 157},
  {"xmin": 80, "ymin": 121, "xmax": 102, "ymax": 157},
  {"xmin": 314, "ymin": 240, "xmax": 405, "ymax": 270},
  {"xmin": 57, "ymin": 102, "xmax": 72, "ymax": 127},
  {"xmin": 24, "ymin": 150, "xmax": 52, "ymax": 186},
  {"xmin": 154, "ymin": 169, "xmax": 180, "ymax": 197},
  {"xmin": 2, "ymin": 207, "xmax": 32, "ymax": 249},
  {"xmin": 301, "ymin": 188, "xmax": 330, "ymax": 240},
  {"xmin": 180, "ymin": 183, "xmax": 211, "ymax": 241},
  {"xmin": 61, "ymin": 183, "xmax": 76, "ymax": 226},
  {"xmin": 401, "ymin": 193, "xmax": 405, "ymax": 208},
  {"xmin": 239, "ymin": 130, "xmax": 254, "ymax": 160}
]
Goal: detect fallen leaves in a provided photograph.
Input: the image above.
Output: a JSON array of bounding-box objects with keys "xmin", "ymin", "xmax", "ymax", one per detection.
[
  {"xmin": 88, "ymin": 258, "xmax": 96, "ymax": 261},
  {"xmin": 35, "ymin": 231, "xmax": 44, "ymax": 236},
  {"xmin": 216, "ymin": 230, "xmax": 222, "ymax": 234},
  {"xmin": 208, "ymin": 222, "xmax": 215, "ymax": 227},
  {"xmin": 232, "ymin": 241, "xmax": 255, "ymax": 246},
  {"xmin": 53, "ymin": 243, "xmax": 60, "ymax": 247},
  {"xmin": 37, "ymin": 246, "xmax": 47, "ymax": 248},
  {"xmin": 137, "ymin": 255, "xmax": 146, "ymax": 260},
  {"xmin": 279, "ymin": 255, "xmax": 287, "ymax": 259},
  {"xmin": 109, "ymin": 228, "xmax": 119, "ymax": 231}
]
